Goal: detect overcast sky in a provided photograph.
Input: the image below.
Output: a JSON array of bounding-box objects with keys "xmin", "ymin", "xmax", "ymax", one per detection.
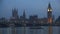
[{"xmin": 0, "ymin": 0, "xmax": 60, "ymax": 19}]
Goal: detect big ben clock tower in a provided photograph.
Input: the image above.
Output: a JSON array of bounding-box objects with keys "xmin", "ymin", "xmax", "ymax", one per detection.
[{"xmin": 47, "ymin": 3, "xmax": 53, "ymax": 24}]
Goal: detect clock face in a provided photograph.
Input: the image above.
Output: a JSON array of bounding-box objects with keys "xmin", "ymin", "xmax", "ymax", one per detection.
[{"xmin": 48, "ymin": 9, "xmax": 52, "ymax": 12}]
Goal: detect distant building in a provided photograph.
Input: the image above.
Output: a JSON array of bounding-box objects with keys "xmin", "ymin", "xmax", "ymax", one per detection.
[
  {"xmin": 47, "ymin": 3, "xmax": 53, "ymax": 24},
  {"xmin": 38, "ymin": 18, "xmax": 47, "ymax": 24},
  {"xmin": 0, "ymin": 3, "xmax": 55, "ymax": 27},
  {"xmin": 0, "ymin": 17, "xmax": 7, "ymax": 23},
  {"xmin": 23, "ymin": 10, "xmax": 26, "ymax": 19},
  {"xmin": 20, "ymin": 10, "xmax": 29, "ymax": 26},
  {"xmin": 55, "ymin": 16, "xmax": 60, "ymax": 25},
  {"xmin": 12, "ymin": 8, "xmax": 19, "ymax": 19},
  {"xmin": 0, "ymin": 17, "xmax": 8, "ymax": 27},
  {"xmin": 29, "ymin": 15, "xmax": 38, "ymax": 24},
  {"xmin": 10, "ymin": 8, "xmax": 19, "ymax": 24}
]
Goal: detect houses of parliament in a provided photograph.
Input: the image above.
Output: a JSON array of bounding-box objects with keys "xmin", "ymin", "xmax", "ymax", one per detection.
[{"xmin": 0, "ymin": 3, "xmax": 60, "ymax": 27}]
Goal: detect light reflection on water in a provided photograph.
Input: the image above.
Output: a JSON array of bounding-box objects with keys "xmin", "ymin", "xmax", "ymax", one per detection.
[{"xmin": 0, "ymin": 26, "xmax": 60, "ymax": 34}]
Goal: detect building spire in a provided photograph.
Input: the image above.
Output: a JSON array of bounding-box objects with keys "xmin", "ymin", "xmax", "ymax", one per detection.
[
  {"xmin": 23, "ymin": 9, "xmax": 26, "ymax": 19},
  {"xmin": 48, "ymin": 3, "xmax": 52, "ymax": 12},
  {"xmin": 48, "ymin": 3, "xmax": 52, "ymax": 9},
  {"xmin": 12, "ymin": 8, "xmax": 18, "ymax": 19}
]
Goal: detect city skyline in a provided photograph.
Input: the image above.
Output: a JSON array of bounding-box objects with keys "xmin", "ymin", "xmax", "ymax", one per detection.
[
  {"xmin": 0, "ymin": 0, "xmax": 60, "ymax": 34},
  {"xmin": 0, "ymin": 0, "xmax": 60, "ymax": 19}
]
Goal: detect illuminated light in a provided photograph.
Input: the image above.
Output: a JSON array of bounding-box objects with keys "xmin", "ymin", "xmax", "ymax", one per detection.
[
  {"xmin": 48, "ymin": 9, "xmax": 52, "ymax": 12},
  {"xmin": 48, "ymin": 18, "xmax": 52, "ymax": 24},
  {"xmin": 50, "ymin": 18, "xmax": 52, "ymax": 23},
  {"xmin": 48, "ymin": 9, "xmax": 50, "ymax": 11}
]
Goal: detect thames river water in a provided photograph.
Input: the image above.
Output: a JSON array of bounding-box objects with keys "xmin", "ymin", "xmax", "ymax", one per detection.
[{"xmin": 0, "ymin": 26, "xmax": 60, "ymax": 34}]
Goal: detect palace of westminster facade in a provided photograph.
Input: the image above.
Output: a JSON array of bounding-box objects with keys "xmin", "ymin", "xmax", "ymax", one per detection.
[{"xmin": 0, "ymin": 3, "xmax": 59, "ymax": 27}]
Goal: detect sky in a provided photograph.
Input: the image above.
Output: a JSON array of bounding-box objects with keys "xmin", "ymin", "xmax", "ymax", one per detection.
[{"xmin": 0, "ymin": 0, "xmax": 60, "ymax": 19}]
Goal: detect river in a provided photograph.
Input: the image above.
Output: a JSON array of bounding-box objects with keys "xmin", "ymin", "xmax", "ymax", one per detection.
[{"xmin": 0, "ymin": 26, "xmax": 60, "ymax": 34}]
